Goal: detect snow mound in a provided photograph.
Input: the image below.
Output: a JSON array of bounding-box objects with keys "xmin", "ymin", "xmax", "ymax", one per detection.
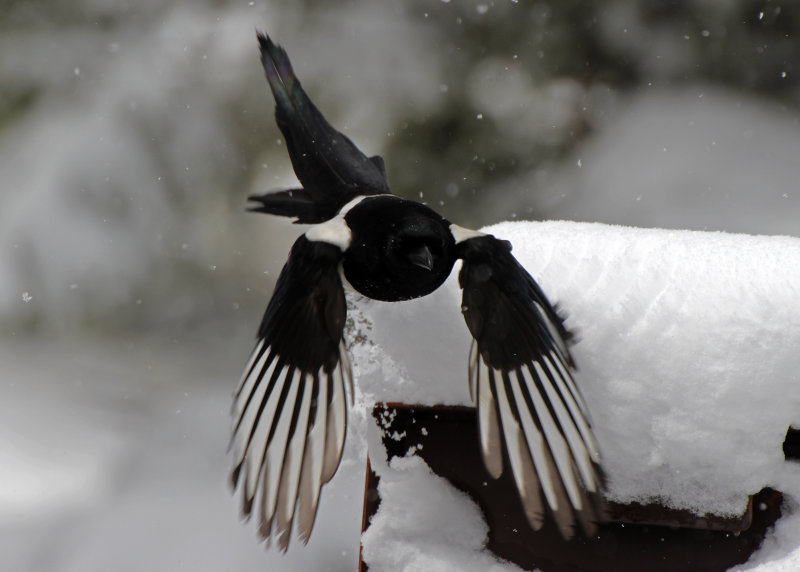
[
  {"xmin": 361, "ymin": 455, "xmax": 519, "ymax": 572},
  {"xmin": 355, "ymin": 220, "xmax": 800, "ymax": 569}
]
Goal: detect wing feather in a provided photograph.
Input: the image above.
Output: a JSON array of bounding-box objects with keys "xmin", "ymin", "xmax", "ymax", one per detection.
[
  {"xmin": 322, "ymin": 351, "xmax": 349, "ymax": 483},
  {"xmin": 231, "ymin": 235, "xmax": 348, "ymax": 548},
  {"xmin": 519, "ymin": 363, "xmax": 582, "ymax": 510},
  {"xmin": 258, "ymin": 367, "xmax": 301, "ymax": 532},
  {"xmin": 273, "ymin": 371, "xmax": 315, "ymax": 550},
  {"xmin": 492, "ymin": 369, "xmax": 536, "ymax": 499},
  {"xmin": 458, "ymin": 234, "xmax": 606, "ymax": 538},
  {"xmin": 473, "ymin": 344, "xmax": 503, "ymax": 478},
  {"xmin": 295, "ymin": 370, "xmax": 328, "ymax": 542},
  {"xmin": 242, "ymin": 360, "xmax": 286, "ymax": 504}
]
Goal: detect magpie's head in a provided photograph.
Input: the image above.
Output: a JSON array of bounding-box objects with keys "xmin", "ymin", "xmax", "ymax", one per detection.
[
  {"xmin": 342, "ymin": 197, "xmax": 456, "ymax": 302},
  {"xmin": 387, "ymin": 217, "xmax": 448, "ymax": 272}
]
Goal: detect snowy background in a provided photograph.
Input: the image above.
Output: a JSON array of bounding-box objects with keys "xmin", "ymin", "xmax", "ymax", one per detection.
[{"xmin": 2, "ymin": 0, "xmax": 799, "ymax": 570}]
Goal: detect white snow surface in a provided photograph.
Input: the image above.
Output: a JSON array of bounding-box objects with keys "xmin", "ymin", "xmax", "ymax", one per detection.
[
  {"xmin": 355, "ymin": 220, "xmax": 800, "ymax": 571},
  {"xmin": 360, "ymin": 455, "xmax": 522, "ymax": 572}
]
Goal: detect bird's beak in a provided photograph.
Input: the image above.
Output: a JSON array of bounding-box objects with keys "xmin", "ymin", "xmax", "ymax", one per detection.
[{"xmin": 407, "ymin": 245, "xmax": 434, "ymax": 271}]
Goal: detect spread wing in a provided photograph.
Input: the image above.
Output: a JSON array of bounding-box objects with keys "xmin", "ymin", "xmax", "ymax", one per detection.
[
  {"xmin": 249, "ymin": 32, "xmax": 391, "ymax": 224},
  {"xmin": 457, "ymin": 234, "xmax": 606, "ymax": 538},
  {"xmin": 231, "ymin": 235, "xmax": 352, "ymax": 550}
]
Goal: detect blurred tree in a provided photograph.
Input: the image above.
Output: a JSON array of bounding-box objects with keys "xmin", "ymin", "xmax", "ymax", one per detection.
[{"xmin": 384, "ymin": 0, "xmax": 798, "ymax": 226}]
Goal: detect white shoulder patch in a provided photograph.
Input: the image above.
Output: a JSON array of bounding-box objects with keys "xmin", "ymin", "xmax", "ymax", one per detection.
[
  {"xmin": 450, "ymin": 223, "xmax": 486, "ymax": 244},
  {"xmin": 338, "ymin": 195, "xmax": 369, "ymax": 216},
  {"xmin": 306, "ymin": 217, "xmax": 352, "ymax": 250},
  {"xmin": 305, "ymin": 195, "xmax": 372, "ymax": 250}
]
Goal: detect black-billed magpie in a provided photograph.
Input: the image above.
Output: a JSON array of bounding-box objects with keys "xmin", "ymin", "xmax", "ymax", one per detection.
[{"xmin": 230, "ymin": 32, "xmax": 606, "ymax": 551}]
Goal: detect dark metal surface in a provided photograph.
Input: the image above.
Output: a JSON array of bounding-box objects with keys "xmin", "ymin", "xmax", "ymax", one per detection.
[
  {"xmin": 784, "ymin": 426, "xmax": 800, "ymax": 460},
  {"xmin": 359, "ymin": 403, "xmax": 784, "ymax": 572}
]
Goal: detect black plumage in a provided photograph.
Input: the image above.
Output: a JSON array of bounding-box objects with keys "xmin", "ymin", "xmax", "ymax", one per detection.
[
  {"xmin": 342, "ymin": 195, "xmax": 456, "ymax": 301},
  {"xmin": 230, "ymin": 31, "xmax": 606, "ymax": 551},
  {"xmin": 248, "ymin": 35, "xmax": 390, "ymax": 224}
]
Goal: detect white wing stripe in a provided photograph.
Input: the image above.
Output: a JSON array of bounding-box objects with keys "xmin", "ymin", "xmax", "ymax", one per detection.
[
  {"xmin": 492, "ymin": 369, "xmax": 552, "ymax": 505},
  {"xmin": 233, "ymin": 355, "xmax": 279, "ymax": 468},
  {"xmin": 476, "ymin": 356, "xmax": 503, "ymax": 478},
  {"xmin": 335, "ymin": 358, "xmax": 349, "ymax": 451},
  {"xmin": 274, "ymin": 372, "xmax": 314, "ymax": 550},
  {"xmin": 533, "ymin": 302, "xmax": 570, "ymax": 362},
  {"xmin": 468, "ymin": 341, "xmax": 478, "ymax": 401},
  {"xmin": 339, "ymin": 341, "xmax": 354, "ymax": 405},
  {"xmin": 545, "ymin": 352, "xmax": 601, "ymax": 460},
  {"xmin": 526, "ymin": 363, "xmax": 583, "ymax": 509},
  {"xmin": 499, "ymin": 367, "xmax": 556, "ymax": 510},
  {"xmin": 512, "ymin": 366, "xmax": 580, "ymax": 509},
  {"xmin": 235, "ymin": 351, "xmax": 279, "ymax": 438},
  {"xmin": 534, "ymin": 361, "xmax": 599, "ymax": 491},
  {"xmin": 549, "ymin": 350, "xmax": 591, "ymax": 419},
  {"xmin": 261, "ymin": 368, "xmax": 302, "ymax": 524},
  {"xmin": 243, "ymin": 362, "xmax": 290, "ymax": 500},
  {"xmin": 296, "ymin": 370, "xmax": 328, "ymax": 541},
  {"xmin": 233, "ymin": 346, "xmax": 272, "ymax": 425},
  {"xmin": 322, "ymin": 360, "xmax": 347, "ymax": 483},
  {"xmin": 236, "ymin": 339, "xmax": 267, "ymax": 396}
]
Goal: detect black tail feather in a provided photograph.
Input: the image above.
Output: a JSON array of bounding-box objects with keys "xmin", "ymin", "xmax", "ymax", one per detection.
[
  {"xmin": 257, "ymin": 32, "xmax": 298, "ymax": 123},
  {"xmin": 253, "ymin": 30, "xmax": 391, "ymax": 220},
  {"xmin": 247, "ymin": 190, "xmax": 330, "ymax": 224}
]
